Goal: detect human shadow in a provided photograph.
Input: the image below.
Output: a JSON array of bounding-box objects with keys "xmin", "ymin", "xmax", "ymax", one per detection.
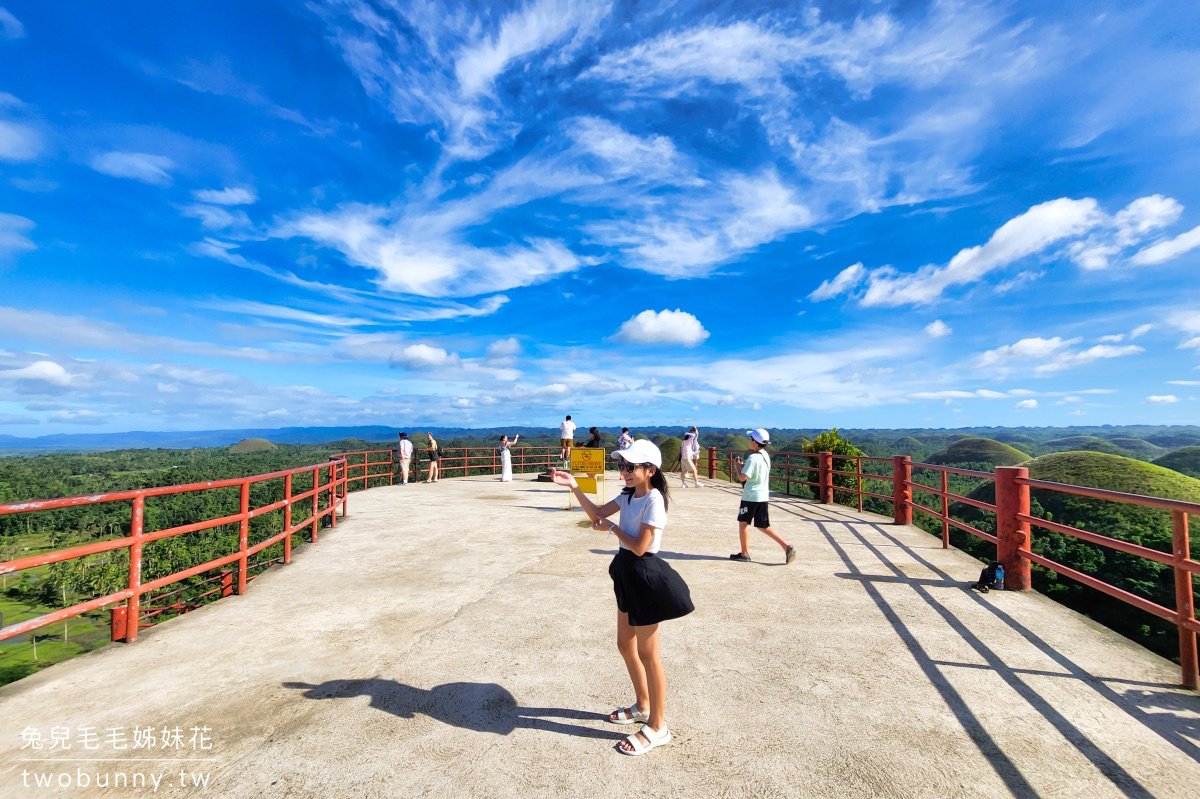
[{"xmin": 283, "ymin": 678, "xmax": 618, "ymax": 740}]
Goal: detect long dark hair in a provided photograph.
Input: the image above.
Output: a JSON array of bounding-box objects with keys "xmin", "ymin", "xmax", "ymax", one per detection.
[{"xmin": 620, "ymin": 465, "xmax": 671, "ymax": 512}]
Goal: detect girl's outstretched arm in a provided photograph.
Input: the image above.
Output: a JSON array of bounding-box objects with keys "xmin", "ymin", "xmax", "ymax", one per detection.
[{"xmin": 549, "ymin": 468, "xmax": 620, "ymax": 522}]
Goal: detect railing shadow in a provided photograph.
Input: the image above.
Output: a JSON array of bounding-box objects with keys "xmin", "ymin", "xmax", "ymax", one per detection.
[
  {"xmin": 821, "ymin": 516, "xmax": 1198, "ymax": 799},
  {"xmin": 282, "ymin": 679, "xmax": 618, "ymax": 741},
  {"xmin": 857, "ymin": 521, "xmax": 1200, "ymax": 764}
]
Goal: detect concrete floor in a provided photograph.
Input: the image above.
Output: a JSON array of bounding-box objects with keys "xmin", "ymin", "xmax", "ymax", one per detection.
[{"xmin": 1, "ymin": 472, "xmax": 1198, "ymax": 798}]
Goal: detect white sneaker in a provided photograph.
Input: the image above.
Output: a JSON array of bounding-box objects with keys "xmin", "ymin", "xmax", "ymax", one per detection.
[{"xmin": 695, "ymin": 482, "xmax": 704, "ymax": 487}]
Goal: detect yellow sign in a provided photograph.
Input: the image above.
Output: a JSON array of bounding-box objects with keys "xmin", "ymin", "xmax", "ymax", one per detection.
[
  {"xmin": 575, "ymin": 476, "xmax": 598, "ymax": 494},
  {"xmin": 570, "ymin": 447, "xmax": 606, "ymax": 474}
]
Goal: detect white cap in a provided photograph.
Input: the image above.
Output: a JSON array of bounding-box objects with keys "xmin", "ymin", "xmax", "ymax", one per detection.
[
  {"xmin": 747, "ymin": 428, "xmax": 770, "ymax": 445},
  {"xmin": 609, "ymin": 439, "xmax": 662, "ymax": 468}
]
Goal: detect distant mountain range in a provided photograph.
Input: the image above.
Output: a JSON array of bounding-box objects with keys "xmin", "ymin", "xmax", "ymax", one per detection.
[{"xmin": 1, "ymin": 423, "xmax": 1199, "ymax": 454}]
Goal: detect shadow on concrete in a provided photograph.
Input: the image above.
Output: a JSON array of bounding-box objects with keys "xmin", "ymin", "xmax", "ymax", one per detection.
[
  {"xmin": 283, "ymin": 679, "xmax": 618, "ymax": 740},
  {"xmin": 821, "ymin": 516, "xmax": 1198, "ymax": 799}
]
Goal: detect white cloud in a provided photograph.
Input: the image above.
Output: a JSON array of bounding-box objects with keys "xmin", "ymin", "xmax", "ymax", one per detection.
[
  {"xmin": 49, "ymin": 409, "xmax": 105, "ymax": 425},
  {"xmin": 1033, "ymin": 344, "xmax": 1143, "ymax": 374},
  {"xmin": 1146, "ymin": 395, "xmax": 1179, "ymax": 404},
  {"xmin": 0, "ymin": 213, "xmax": 35, "ymax": 253},
  {"xmin": 276, "ymin": 204, "xmax": 585, "ymax": 297},
  {"xmin": 389, "ymin": 343, "xmax": 459, "ymax": 370},
  {"xmin": 567, "ymin": 116, "xmax": 700, "ymax": 185},
  {"xmin": 486, "ymin": 337, "xmax": 521, "ymax": 360},
  {"xmin": 925, "ymin": 320, "xmax": 951, "ymax": 338},
  {"xmin": 1014, "ymin": 399, "xmax": 1038, "ymax": 409},
  {"xmin": 1129, "ymin": 324, "xmax": 1152, "ymax": 339},
  {"xmin": 809, "ymin": 262, "xmax": 865, "ymax": 301},
  {"xmin": 181, "ymin": 204, "xmax": 250, "ymax": 231},
  {"xmin": 1069, "ymin": 194, "xmax": 1184, "ymax": 270},
  {"xmin": 1167, "ymin": 381, "xmax": 1200, "ymax": 386},
  {"xmin": 0, "ymin": 8, "xmax": 23, "ymax": 39},
  {"xmin": 613, "ymin": 309, "xmax": 710, "ymax": 347},
  {"xmin": 0, "ymin": 360, "xmax": 75, "ymax": 388},
  {"xmin": 192, "ymin": 187, "xmax": 257, "ymax": 205},
  {"xmin": 455, "ymin": 0, "xmax": 611, "ymax": 97},
  {"xmin": 90, "ymin": 151, "xmax": 175, "ymax": 185},
  {"xmin": 1131, "ymin": 224, "xmax": 1200, "ymax": 266},
  {"xmin": 0, "ymin": 120, "xmax": 41, "ymax": 161},
  {"xmin": 977, "ymin": 336, "xmax": 1078, "ymax": 368},
  {"xmin": 1056, "ymin": 396, "xmax": 1081, "ymax": 405},
  {"xmin": 1096, "ymin": 334, "xmax": 1125, "ymax": 343},
  {"xmin": 860, "ymin": 198, "xmax": 1100, "ymax": 307}
]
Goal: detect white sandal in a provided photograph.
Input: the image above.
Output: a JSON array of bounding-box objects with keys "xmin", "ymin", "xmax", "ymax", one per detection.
[
  {"xmin": 618, "ymin": 724, "xmax": 672, "ymax": 756},
  {"xmin": 609, "ymin": 703, "xmax": 649, "ymax": 725}
]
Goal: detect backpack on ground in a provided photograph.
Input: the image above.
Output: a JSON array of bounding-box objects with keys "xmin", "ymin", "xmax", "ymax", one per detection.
[{"xmin": 971, "ymin": 561, "xmax": 1000, "ymax": 593}]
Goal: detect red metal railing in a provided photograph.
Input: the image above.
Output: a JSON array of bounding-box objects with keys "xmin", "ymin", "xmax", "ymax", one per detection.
[
  {"xmin": 332, "ymin": 445, "xmax": 562, "ymax": 483},
  {"xmin": 0, "ymin": 457, "xmax": 349, "ymax": 645},
  {"xmin": 704, "ymin": 447, "xmax": 1199, "ymax": 689},
  {"xmin": 0, "ymin": 446, "xmax": 561, "ymax": 647}
]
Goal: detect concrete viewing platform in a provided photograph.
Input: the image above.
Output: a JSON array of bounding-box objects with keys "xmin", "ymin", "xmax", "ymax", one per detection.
[{"xmin": 2, "ymin": 474, "xmax": 1199, "ymax": 797}]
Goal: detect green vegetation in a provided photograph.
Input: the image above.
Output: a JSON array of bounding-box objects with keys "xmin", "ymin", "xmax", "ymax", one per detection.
[
  {"xmin": 1105, "ymin": 438, "xmax": 1165, "ymax": 460},
  {"xmin": 657, "ymin": 437, "xmax": 683, "ymax": 472},
  {"xmin": 925, "ymin": 437, "xmax": 1028, "ymax": 468},
  {"xmin": 1153, "ymin": 446, "xmax": 1200, "ymax": 479}
]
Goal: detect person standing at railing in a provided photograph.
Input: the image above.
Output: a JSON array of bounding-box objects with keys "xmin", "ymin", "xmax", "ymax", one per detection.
[
  {"xmin": 549, "ymin": 439, "xmax": 692, "ymax": 756},
  {"xmin": 680, "ymin": 426, "xmax": 702, "ymax": 488},
  {"xmin": 730, "ymin": 429, "xmax": 795, "ymax": 565},
  {"xmin": 618, "ymin": 427, "xmax": 633, "ymax": 450},
  {"xmin": 559, "ymin": 415, "xmax": 576, "ymax": 464},
  {"xmin": 498, "ymin": 434, "xmax": 520, "ymax": 482},
  {"xmin": 396, "ymin": 432, "xmax": 414, "ymax": 485},
  {"xmin": 424, "ymin": 433, "xmax": 441, "ymax": 483},
  {"xmin": 581, "ymin": 427, "xmax": 602, "ymax": 449}
]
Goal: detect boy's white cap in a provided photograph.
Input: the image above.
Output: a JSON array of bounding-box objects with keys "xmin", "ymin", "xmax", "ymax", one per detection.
[
  {"xmin": 747, "ymin": 428, "xmax": 770, "ymax": 445},
  {"xmin": 609, "ymin": 439, "xmax": 662, "ymax": 468}
]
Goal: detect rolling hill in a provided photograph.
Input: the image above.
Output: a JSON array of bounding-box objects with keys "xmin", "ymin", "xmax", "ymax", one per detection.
[{"xmin": 925, "ymin": 437, "xmax": 1028, "ymax": 467}]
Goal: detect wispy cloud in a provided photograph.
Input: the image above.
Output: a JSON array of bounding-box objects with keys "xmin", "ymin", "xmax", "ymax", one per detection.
[
  {"xmin": 193, "ymin": 187, "xmax": 257, "ymax": 205},
  {"xmin": 90, "ymin": 151, "xmax": 175, "ymax": 185},
  {"xmin": 0, "ymin": 7, "xmax": 24, "ymax": 39},
  {"xmin": 0, "ymin": 213, "xmax": 35, "ymax": 254},
  {"xmin": 0, "ymin": 119, "xmax": 41, "ymax": 161}
]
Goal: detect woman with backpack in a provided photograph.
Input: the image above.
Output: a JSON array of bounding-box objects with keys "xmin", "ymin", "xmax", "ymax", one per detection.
[{"xmin": 424, "ymin": 433, "xmax": 441, "ymax": 483}]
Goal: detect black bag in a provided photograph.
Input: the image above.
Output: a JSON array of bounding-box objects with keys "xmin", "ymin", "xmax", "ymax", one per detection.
[{"xmin": 971, "ymin": 561, "xmax": 1000, "ymax": 593}]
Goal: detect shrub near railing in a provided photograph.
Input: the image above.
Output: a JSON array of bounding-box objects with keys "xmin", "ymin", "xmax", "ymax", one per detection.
[{"xmin": 703, "ymin": 448, "xmax": 1199, "ymax": 688}]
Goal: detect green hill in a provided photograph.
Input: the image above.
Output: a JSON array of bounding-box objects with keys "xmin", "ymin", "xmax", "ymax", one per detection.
[
  {"xmin": 1145, "ymin": 434, "xmax": 1200, "ymax": 448},
  {"xmin": 954, "ymin": 451, "xmax": 1200, "ymax": 661},
  {"xmin": 1043, "ymin": 436, "xmax": 1123, "ymax": 455},
  {"xmin": 229, "ymin": 438, "xmax": 278, "ymax": 454},
  {"xmin": 925, "ymin": 437, "xmax": 1028, "ymax": 467},
  {"xmin": 892, "ymin": 436, "xmax": 925, "ymax": 457},
  {"xmin": 1153, "ymin": 446, "xmax": 1200, "ymax": 479},
  {"xmin": 993, "ymin": 432, "xmax": 1038, "ymax": 446},
  {"xmin": 1104, "ymin": 437, "xmax": 1164, "ymax": 460}
]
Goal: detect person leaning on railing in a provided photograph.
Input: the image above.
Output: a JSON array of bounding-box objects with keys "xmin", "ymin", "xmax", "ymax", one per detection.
[
  {"xmin": 396, "ymin": 432, "xmax": 414, "ymax": 485},
  {"xmin": 424, "ymin": 433, "xmax": 441, "ymax": 483}
]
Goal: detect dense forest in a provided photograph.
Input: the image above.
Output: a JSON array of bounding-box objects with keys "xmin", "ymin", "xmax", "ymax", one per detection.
[{"xmin": 2, "ymin": 424, "xmax": 1199, "ymax": 685}]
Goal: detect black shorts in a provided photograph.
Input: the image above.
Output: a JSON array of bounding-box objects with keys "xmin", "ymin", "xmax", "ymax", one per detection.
[
  {"xmin": 428, "ymin": 452, "xmax": 441, "ymax": 462},
  {"xmin": 737, "ymin": 500, "xmax": 770, "ymax": 528},
  {"xmin": 609, "ymin": 549, "xmax": 694, "ymax": 627}
]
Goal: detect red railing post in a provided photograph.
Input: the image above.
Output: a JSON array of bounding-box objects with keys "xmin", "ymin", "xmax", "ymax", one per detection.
[
  {"xmin": 995, "ymin": 466, "xmax": 1031, "ymax": 591},
  {"xmin": 941, "ymin": 470, "xmax": 950, "ymax": 549},
  {"xmin": 310, "ymin": 466, "xmax": 319, "ymax": 543},
  {"xmin": 110, "ymin": 606, "xmax": 127, "ymax": 643},
  {"xmin": 819, "ymin": 451, "xmax": 833, "ymax": 504},
  {"xmin": 892, "ymin": 455, "xmax": 912, "ymax": 525},
  {"xmin": 341, "ymin": 460, "xmax": 348, "ymax": 517},
  {"xmin": 221, "ymin": 571, "xmax": 233, "ymax": 597},
  {"xmin": 784, "ymin": 452, "xmax": 792, "ymax": 496},
  {"xmin": 856, "ymin": 458, "xmax": 863, "ymax": 513},
  {"xmin": 1172, "ymin": 510, "xmax": 1198, "ymax": 689},
  {"xmin": 283, "ymin": 473, "xmax": 293, "ymax": 565},
  {"xmin": 122, "ymin": 496, "xmax": 146, "ymax": 643},
  {"xmin": 328, "ymin": 464, "xmax": 338, "ymax": 528},
  {"xmin": 388, "ymin": 450, "xmax": 394, "ymax": 486},
  {"xmin": 707, "ymin": 447, "xmax": 716, "ymax": 479},
  {"xmin": 237, "ymin": 481, "xmax": 250, "ymax": 595}
]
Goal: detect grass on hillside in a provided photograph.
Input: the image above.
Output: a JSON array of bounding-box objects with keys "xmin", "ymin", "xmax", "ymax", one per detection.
[
  {"xmin": 1153, "ymin": 446, "xmax": 1200, "ymax": 479},
  {"xmin": 925, "ymin": 437, "xmax": 1028, "ymax": 467}
]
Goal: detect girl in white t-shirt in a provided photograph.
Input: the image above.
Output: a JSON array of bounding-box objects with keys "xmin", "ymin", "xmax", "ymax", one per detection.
[{"xmin": 550, "ymin": 439, "xmax": 693, "ymax": 756}]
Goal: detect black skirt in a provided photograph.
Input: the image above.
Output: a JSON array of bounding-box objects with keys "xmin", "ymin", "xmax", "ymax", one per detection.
[{"xmin": 609, "ymin": 548, "xmax": 695, "ymax": 627}]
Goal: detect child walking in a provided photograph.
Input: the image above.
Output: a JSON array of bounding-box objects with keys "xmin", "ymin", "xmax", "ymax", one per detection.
[
  {"xmin": 550, "ymin": 439, "xmax": 693, "ymax": 755},
  {"xmin": 730, "ymin": 428, "xmax": 796, "ymax": 565}
]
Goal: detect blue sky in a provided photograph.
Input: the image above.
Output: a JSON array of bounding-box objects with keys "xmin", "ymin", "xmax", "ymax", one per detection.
[{"xmin": 1, "ymin": 0, "xmax": 1199, "ymax": 436}]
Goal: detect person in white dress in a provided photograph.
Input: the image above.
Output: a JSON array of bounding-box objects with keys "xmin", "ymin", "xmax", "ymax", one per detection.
[{"xmin": 499, "ymin": 433, "xmax": 519, "ymax": 481}]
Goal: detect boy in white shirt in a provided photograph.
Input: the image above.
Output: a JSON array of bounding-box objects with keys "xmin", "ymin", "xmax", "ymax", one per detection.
[{"xmin": 559, "ymin": 415, "xmax": 576, "ymax": 462}]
